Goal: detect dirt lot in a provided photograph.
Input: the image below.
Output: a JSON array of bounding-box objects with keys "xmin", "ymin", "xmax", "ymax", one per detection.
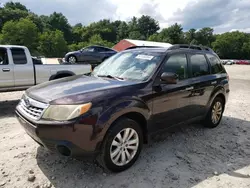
[{"xmin": 0, "ymin": 65, "xmax": 250, "ymax": 188}]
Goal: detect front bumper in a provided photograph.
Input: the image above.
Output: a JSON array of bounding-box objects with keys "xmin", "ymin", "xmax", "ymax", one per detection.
[{"xmin": 15, "ymin": 110, "xmax": 99, "ymax": 158}]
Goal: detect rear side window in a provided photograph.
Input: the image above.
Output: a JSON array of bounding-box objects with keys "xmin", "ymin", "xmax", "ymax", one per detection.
[
  {"xmin": 163, "ymin": 54, "xmax": 188, "ymax": 80},
  {"xmin": 96, "ymin": 47, "xmax": 106, "ymax": 52},
  {"xmin": 11, "ymin": 48, "xmax": 27, "ymax": 64},
  {"xmin": 190, "ymin": 54, "xmax": 209, "ymax": 77},
  {"xmin": 206, "ymin": 54, "xmax": 224, "ymax": 74}
]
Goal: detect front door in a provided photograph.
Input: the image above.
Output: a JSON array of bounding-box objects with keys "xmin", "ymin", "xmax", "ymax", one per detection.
[
  {"xmin": 81, "ymin": 47, "xmax": 100, "ymax": 63},
  {"xmin": 0, "ymin": 48, "xmax": 14, "ymax": 89},
  {"xmin": 150, "ymin": 53, "xmax": 193, "ymax": 132}
]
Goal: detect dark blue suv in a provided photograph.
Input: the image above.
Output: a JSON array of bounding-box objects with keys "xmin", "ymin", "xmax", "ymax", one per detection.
[{"xmin": 16, "ymin": 44, "xmax": 230, "ymax": 172}]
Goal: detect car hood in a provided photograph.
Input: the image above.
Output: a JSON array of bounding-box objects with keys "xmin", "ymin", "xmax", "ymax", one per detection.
[
  {"xmin": 65, "ymin": 51, "xmax": 81, "ymax": 56},
  {"xmin": 26, "ymin": 75, "xmax": 139, "ymax": 104}
]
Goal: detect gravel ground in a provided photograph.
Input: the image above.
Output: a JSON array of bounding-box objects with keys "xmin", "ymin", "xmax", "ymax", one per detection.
[{"xmin": 0, "ymin": 65, "xmax": 250, "ymax": 188}]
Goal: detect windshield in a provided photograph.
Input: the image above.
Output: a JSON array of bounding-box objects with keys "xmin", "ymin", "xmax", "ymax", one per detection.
[{"xmin": 92, "ymin": 51, "xmax": 164, "ymax": 81}]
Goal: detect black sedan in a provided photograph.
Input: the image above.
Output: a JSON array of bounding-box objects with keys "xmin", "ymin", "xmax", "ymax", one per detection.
[{"xmin": 64, "ymin": 45, "xmax": 117, "ymax": 66}]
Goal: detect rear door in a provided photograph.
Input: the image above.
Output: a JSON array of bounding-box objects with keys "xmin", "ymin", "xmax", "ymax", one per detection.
[
  {"xmin": 11, "ymin": 48, "xmax": 35, "ymax": 87},
  {"xmin": 187, "ymin": 53, "xmax": 215, "ymax": 117},
  {"xmin": 0, "ymin": 47, "xmax": 14, "ymax": 88},
  {"xmin": 95, "ymin": 47, "xmax": 107, "ymax": 61}
]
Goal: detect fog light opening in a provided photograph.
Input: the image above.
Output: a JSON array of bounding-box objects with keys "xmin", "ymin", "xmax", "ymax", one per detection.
[{"xmin": 56, "ymin": 145, "xmax": 71, "ymax": 157}]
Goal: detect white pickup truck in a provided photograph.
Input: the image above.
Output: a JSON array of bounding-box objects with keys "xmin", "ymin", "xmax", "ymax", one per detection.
[{"xmin": 0, "ymin": 45, "xmax": 91, "ymax": 92}]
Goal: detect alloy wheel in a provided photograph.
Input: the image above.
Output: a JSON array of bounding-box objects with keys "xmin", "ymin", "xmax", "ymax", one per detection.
[
  {"xmin": 110, "ymin": 128, "xmax": 139, "ymax": 166},
  {"xmin": 68, "ymin": 56, "xmax": 76, "ymax": 63},
  {"xmin": 211, "ymin": 101, "xmax": 223, "ymax": 124}
]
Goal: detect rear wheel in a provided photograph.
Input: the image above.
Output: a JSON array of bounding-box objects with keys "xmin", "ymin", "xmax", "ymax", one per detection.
[
  {"xmin": 97, "ymin": 118, "xmax": 143, "ymax": 172},
  {"xmin": 204, "ymin": 97, "xmax": 225, "ymax": 128}
]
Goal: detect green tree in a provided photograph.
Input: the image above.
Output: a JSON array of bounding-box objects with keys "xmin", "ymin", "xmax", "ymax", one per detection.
[
  {"xmin": 128, "ymin": 17, "xmax": 138, "ymax": 32},
  {"xmin": 196, "ymin": 27, "xmax": 215, "ymax": 47},
  {"xmin": 4, "ymin": 2, "xmax": 28, "ymax": 11},
  {"xmin": 87, "ymin": 19, "xmax": 117, "ymax": 42},
  {"xmin": 127, "ymin": 17, "xmax": 142, "ymax": 39},
  {"xmin": 68, "ymin": 42, "xmax": 88, "ymax": 51},
  {"xmin": 0, "ymin": 4, "xmax": 29, "ymax": 30},
  {"xmin": 241, "ymin": 36, "xmax": 250, "ymax": 59},
  {"xmin": 212, "ymin": 31, "xmax": 249, "ymax": 59},
  {"xmin": 129, "ymin": 31, "xmax": 144, "ymax": 40},
  {"xmin": 26, "ymin": 13, "xmax": 44, "ymax": 32},
  {"xmin": 116, "ymin": 21, "xmax": 129, "ymax": 41},
  {"xmin": 38, "ymin": 30, "xmax": 68, "ymax": 57},
  {"xmin": 185, "ymin": 29, "xmax": 196, "ymax": 44},
  {"xmin": 72, "ymin": 23, "xmax": 84, "ymax": 43},
  {"xmin": 0, "ymin": 18, "xmax": 38, "ymax": 52},
  {"xmin": 148, "ymin": 33, "xmax": 160, "ymax": 42},
  {"xmin": 47, "ymin": 12, "xmax": 72, "ymax": 43},
  {"xmin": 159, "ymin": 23, "xmax": 184, "ymax": 44},
  {"xmin": 88, "ymin": 34, "xmax": 114, "ymax": 48},
  {"xmin": 137, "ymin": 15, "xmax": 160, "ymax": 39}
]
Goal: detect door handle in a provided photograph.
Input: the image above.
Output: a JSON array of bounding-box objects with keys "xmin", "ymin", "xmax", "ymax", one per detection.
[
  {"xmin": 185, "ymin": 86, "xmax": 194, "ymax": 91},
  {"xmin": 211, "ymin": 81, "xmax": 217, "ymax": 85},
  {"xmin": 2, "ymin": 68, "xmax": 10, "ymax": 72}
]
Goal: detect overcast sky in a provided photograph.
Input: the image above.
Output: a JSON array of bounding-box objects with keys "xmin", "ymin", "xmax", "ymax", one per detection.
[{"xmin": 1, "ymin": 0, "xmax": 250, "ymax": 33}]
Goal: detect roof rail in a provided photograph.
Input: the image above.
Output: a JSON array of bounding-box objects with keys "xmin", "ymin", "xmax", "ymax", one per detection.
[
  {"xmin": 168, "ymin": 44, "xmax": 214, "ymax": 52},
  {"xmin": 125, "ymin": 46, "xmax": 164, "ymax": 50}
]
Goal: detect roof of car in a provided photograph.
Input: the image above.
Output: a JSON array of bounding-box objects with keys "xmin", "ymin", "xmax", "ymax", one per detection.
[
  {"xmin": 89, "ymin": 45, "xmax": 116, "ymax": 51},
  {"xmin": 124, "ymin": 47, "xmax": 169, "ymax": 53},
  {"xmin": 0, "ymin": 45, "xmax": 27, "ymax": 49},
  {"xmin": 123, "ymin": 44, "xmax": 216, "ymax": 55}
]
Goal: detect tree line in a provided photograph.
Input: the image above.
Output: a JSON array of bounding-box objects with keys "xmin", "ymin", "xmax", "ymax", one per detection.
[{"xmin": 0, "ymin": 2, "xmax": 250, "ymax": 59}]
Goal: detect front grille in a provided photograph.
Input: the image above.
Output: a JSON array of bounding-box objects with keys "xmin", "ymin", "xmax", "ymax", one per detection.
[{"xmin": 17, "ymin": 95, "xmax": 49, "ymax": 120}]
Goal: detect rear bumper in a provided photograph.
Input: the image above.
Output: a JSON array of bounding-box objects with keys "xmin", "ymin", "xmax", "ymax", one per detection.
[{"xmin": 15, "ymin": 110, "xmax": 99, "ymax": 158}]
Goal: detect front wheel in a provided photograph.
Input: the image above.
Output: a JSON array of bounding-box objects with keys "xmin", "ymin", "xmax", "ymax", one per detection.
[
  {"xmin": 204, "ymin": 97, "xmax": 225, "ymax": 128},
  {"xmin": 67, "ymin": 55, "xmax": 77, "ymax": 64},
  {"xmin": 97, "ymin": 118, "xmax": 143, "ymax": 172}
]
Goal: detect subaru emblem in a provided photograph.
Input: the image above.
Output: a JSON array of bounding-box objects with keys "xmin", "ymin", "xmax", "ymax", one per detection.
[{"xmin": 24, "ymin": 98, "xmax": 30, "ymax": 107}]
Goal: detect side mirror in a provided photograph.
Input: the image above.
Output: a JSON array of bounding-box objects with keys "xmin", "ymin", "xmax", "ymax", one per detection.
[
  {"xmin": 80, "ymin": 49, "xmax": 83, "ymax": 53},
  {"xmin": 160, "ymin": 72, "xmax": 178, "ymax": 84}
]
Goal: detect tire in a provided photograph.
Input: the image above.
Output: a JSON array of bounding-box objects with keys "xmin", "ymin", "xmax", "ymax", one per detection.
[
  {"xmin": 204, "ymin": 97, "xmax": 225, "ymax": 128},
  {"xmin": 67, "ymin": 55, "xmax": 77, "ymax": 63},
  {"xmin": 97, "ymin": 118, "xmax": 143, "ymax": 172}
]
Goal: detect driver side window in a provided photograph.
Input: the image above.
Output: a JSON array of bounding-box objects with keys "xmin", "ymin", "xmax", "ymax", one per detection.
[
  {"xmin": 162, "ymin": 54, "xmax": 188, "ymax": 80},
  {"xmin": 84, "ymin": 47, "xmax": 95, "ymax": 52}
]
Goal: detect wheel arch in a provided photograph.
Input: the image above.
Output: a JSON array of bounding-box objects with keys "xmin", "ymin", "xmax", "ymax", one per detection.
[
  {"xmin": 109, "ymin": 112, "xmax": 148, "ymax": 144},
  {"xmin": 49, "ymin": 70, "xmax": 75, "ymax": 81},
  {"xmin": 95, "ymin": 100, "xmax": 151, "ymax": 151}
]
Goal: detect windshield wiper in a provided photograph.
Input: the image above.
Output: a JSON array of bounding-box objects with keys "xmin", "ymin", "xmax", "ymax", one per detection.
[{"xmin": 97, "ymin": 75, "xmax": 125, "ymax": 80}]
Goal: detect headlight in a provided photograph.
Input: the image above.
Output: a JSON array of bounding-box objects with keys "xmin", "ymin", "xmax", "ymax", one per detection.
[{"xmin": 42, "ymin": 103, "xmax": 92, "ymax": 121}]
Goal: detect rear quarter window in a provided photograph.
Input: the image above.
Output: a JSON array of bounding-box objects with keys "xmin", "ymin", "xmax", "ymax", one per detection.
[
  {"xmin": 11, "ymin": 48, "xmax": 27, "ymax": 64},
  {"xmin": 189, "ymin": 54, "xmax": 210, "ymax": 77},
  {"xmin": 206, "ymin": 54, "xmax": 224, "ymax": 74}
]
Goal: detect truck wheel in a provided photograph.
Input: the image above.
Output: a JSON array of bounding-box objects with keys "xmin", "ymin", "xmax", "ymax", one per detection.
[
  {"xmin": 97, "ymin": 118, "xmax": 143, "ymax": 172},
  {"xmin": 68, "ymin": 55, "xmax": 77, "ymax": 63},
  {"xmin": 204, "ymin": 97, "xmax": 225, "ymax": 128}
]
